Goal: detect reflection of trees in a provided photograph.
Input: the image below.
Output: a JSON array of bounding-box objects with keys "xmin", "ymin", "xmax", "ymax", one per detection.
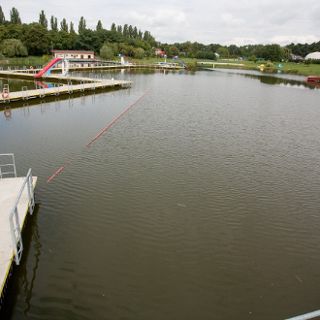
[{"xmin": 243, "ymin": 73, "xmax": 319, "ymax": 90}]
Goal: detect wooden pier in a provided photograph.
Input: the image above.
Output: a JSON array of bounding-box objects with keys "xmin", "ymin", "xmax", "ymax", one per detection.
[
  {"xmin": 0, "ymin": 71, "xmax": 132, "ymax": 104},
  {"xmin": 0, "ymin": 154, "xmax": 37, "ymax": 304}
]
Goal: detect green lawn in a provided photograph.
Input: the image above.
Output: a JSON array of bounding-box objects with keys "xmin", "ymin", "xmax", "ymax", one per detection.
[{"xmin": 215, "ymin": 59, "xmax": 320, "ymax": 76}]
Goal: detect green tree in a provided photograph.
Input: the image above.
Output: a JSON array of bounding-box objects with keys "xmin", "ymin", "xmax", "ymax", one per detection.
[
  {"xmin": 96, "ymin": 20, "xmax": 103, "ymax": 31},
  {"xmin": 78, "ymin": 16, "xmax": 86, "ymax": 33},
  {"xmin": 1, "ymin": 38, "xmax": 28, "ymax": 57},
  {"xmin": 100, "ymin": 43, "xmax": 114, "ymax": 59},
  {"xmin": 116, "ymin": 25, "xmax": 122, "ymax": 34},
  {"xmin": 123, "ymin": 24, "xmax": 128, "ymax": 37},
  {"xmin": 70, "ymin": 22, "xmax": 75, "ymax": 34},
  {"xmin": 39, "ymin": 10, "xmax": 48, "ymax": 28},
  {"xmin": 128, "ymin": 25, "xmax": 133, "ymax": 38},
  {"xmin": 133, "ymin": 47, "xmax": 144, "ymax": 59},
  {"xmin": 10, "ymin": 7, "xmax": 21, "ymax": 24},
  {"xmin": 50, "ymin": 16, "xmax": 58, "ymax": 31},
  {"xmin": 0, "ymin": 6, "xmax": 5, "ymax": 24},
  {"xmin": 22, "ymin": 23, "xmax": 49, "ymax": 55},
  {"xmin": 111, "ymin": 23, "xmax": 116, "ymax": 32},
  {"xmin": 217, "ymin": 46, "xmax": 229, "ymax": 58},
  {"xmin": 60, "ymin": 18, "xmax": 68, "ymax": 32}
]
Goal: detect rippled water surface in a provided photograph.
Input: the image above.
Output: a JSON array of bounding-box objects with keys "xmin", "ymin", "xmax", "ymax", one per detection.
[{"xmin": 1, "ymin": 70, "xmax": 320, "ymax": 320}]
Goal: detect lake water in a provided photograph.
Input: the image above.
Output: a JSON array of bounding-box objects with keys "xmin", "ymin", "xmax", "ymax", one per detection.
[{"xmin": 1, "ymin": 69, "xmax": 320, "ymax": 319}]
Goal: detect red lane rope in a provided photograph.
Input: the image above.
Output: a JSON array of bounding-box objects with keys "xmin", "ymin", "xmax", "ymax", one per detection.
[
  {"xmin": 86, "ymin": 90, "xmax": 149, "ymax": 148},
  {"xmin": 46, "ymin": 90, "xmax": 149, "ymax": 183},
  {"xmin": 47, "ymin": 165, "xmax": 66, "ymax": 183}
]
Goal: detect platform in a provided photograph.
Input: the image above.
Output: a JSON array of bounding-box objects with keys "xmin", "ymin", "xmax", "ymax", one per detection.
[
  {"xmin": 0, "ymin": 176, "xmax": 37, "ymax": 299},
  {"xmin": 0, "ymin": 75, "xmax": 132, "ymax": 103}
]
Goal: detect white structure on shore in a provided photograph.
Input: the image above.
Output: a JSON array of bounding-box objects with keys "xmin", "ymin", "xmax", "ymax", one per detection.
[
  {"xmin": 52, "ymin": 50, "xmax": 95, "ymax": 60},
  {"xmin": 305, "ymin": 52, "xmax": 320, "ymax": 60}
]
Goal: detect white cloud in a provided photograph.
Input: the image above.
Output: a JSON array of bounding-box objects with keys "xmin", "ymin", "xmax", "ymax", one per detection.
[{"xmin": 1, "ymin": 0, "xmax": 320, "ymax": 45}]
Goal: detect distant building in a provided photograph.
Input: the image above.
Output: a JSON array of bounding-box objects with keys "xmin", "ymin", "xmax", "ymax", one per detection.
[
  {"xmin": 289, "ymin": 53, "xmax": 304, "ymax": 62},
  {"xmin": 155, "ymin": 48, "xmax": 166, "ymax": 57},
  {"xmin": 305, "ymin": 52, "xmax": 320, "ymax": 60},
  {"xmin": 52, "ymin": 50, "xmax": 95, "ymax": 60}
]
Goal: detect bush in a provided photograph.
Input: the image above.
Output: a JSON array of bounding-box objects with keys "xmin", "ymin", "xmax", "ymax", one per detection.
[
  {"xmin": 100, "ymin": 44, "xmax": 114, "ymax": 60},
  {"xmin": 1, "ymin": 39, "xmax": 28, "ymax": 57},
  {"xmin": 133, "ymin": 47, "xmax": 145, "ymax": 59}
]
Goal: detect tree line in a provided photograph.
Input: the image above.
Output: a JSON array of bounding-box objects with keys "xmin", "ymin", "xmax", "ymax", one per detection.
[
  {"xmin": 0, "ymin": 6, "xmax": 156, "ymax": 58},
  {"xmin": 0, "ymin": 6, "xmax": 319, "ymax": 62}
]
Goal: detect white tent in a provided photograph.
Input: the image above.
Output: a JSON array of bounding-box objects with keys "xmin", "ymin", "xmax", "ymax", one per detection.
[{"xmin": 305, "ymin": 52, "xmax": 320, "ymax": 60}]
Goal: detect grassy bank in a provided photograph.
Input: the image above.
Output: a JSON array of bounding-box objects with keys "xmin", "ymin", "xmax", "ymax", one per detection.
[
  {"xmin": 0, "ymin": 56, "xmax": 319, "ymax": 76},
  {"xmin": 214, "ymin": 59, "xmax": 320, "ymax": 76}
]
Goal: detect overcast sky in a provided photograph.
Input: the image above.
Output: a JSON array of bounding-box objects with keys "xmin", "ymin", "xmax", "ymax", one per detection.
[{"xmin": 2, "ymin": 0, "xmax": 320, "ymax": 45}]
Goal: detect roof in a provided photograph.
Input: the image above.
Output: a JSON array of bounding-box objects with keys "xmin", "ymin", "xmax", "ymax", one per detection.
[
  {"xmin": 305, "ymin": 52, "xmax": 320, "ymax": 60},
  {"xmin": 52, "ymin": 50, "xmax": 95, "ymax": 54}
]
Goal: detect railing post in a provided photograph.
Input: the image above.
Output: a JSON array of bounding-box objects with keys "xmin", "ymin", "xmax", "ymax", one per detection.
[
  {"xmin": 12, "ymin": 154, "xmax": 17, "ymax": 177},
  {"xmin": 27, "ymin": 170, "xmax": 35, "ymax": 215}
]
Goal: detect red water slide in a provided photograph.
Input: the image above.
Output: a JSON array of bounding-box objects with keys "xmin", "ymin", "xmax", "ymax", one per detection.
[{"xmin": 34, "ymin": 57, "xmax": 62, "ymax": 78}]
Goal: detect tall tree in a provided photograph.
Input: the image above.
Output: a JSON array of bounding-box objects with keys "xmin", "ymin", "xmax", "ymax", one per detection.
[
  {"xmin": 111, "ymin": 23, "xmax": 116, "ymax": 32},
  {"xmin": 70, "ymin": 21, "xmax": 75, "ymax": 34},
  {"xmin": 78, "ymin": 16, "xmax": 86, "ymax": 33},
  {"xmin": 10, "ymin": 7, "xmax": 21, "ymax": 24},
  {"xmin": 123, "ymin": 24, "xmax": 128, "ymax": 37},
  {"xmin": 96, "ymin": 20, "xmax": 103, "ymax": 31},
  {"xmin": 39, "ymin": 10, "xmax": 48, "ymax": 28},
  {"xmin": 0, "ymin": 6, "xmax": 5, "ymax": 24},
  {"xmin": 50, "ymin": 15, "xmax": 58, "ymax": 31},
  {"xmin": 128, "ymin": 25, "xmax": 133, "ymax": 38},
  {"xmin": 133, "ymin": 26, "xmax": 138, "ymax": 38},
  {"xmin": 116, "ymin": 25, "xmax": 122, "ymax": 34},
  {"xmin": 60, "ymin": 18, "xmax": 68, "ymax": 32}
]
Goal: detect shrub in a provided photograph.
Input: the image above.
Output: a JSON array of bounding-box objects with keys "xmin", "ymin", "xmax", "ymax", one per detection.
[{"xmin": 1, "ymin": 39, "xmax": 28, "ymax": 57}]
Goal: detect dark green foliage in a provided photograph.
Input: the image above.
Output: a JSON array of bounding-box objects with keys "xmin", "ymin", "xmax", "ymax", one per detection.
[
  {"xmin": 287, "ymin": 42, "xmax": 320, "ymax": 57},
  {"xmin": 22, "ymin": 23, "xmax": 49, "ymax": 55},
  {"xmin": 0, "ymin": 6, "xmax": 5, "ymax": 24},
  {"xmin": 60, "ymin": 18, "xmax": 68, "ymax": 32},
  {"xmin": 70, "ymin": 22, "xmax": 75, "ymax": 34},
  {"xmin": 96, "ymin": 20, "xmax": 103, "ymax": 31},
  {"xmin": 39, "ymin": 10, "xmax": 48, "ymax": 28},
  {"xmin": 111, "ymin": 23, "xmax": 116, "ymax": 32},
  {"xmin": 50, "ymin": 16, "xmax": 58, "ymax": 31},
  {"xmin": 78, "ymin": 17, "xmax": 86, "ymax": 33},
  {"xmin": 10, "ymin": 7, "xmax": 21, "ymax": 24}
]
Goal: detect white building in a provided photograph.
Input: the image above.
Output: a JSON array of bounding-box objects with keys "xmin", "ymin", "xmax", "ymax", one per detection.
[
  {"xmin": 305, "ymin": 52, "xmax": 320, "ymax": 60},
  {"xmin": 52, "ymin": 50, "xmax": 95, "ymax": 60}
]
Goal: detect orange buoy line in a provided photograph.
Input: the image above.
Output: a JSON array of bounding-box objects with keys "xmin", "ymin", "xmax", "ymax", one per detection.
[{"xmin": 47, "ymin": 90, "xmax": 149, "ymax": 183}]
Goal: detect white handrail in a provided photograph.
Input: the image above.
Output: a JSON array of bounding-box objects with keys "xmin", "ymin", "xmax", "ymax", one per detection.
[
  {"xmin": 286, "ymin": 310, "xmax": 320, "ymax": 320},
  {"xmin": 9, "ymin": 168, "xmax": 35, "ymax": 265}
]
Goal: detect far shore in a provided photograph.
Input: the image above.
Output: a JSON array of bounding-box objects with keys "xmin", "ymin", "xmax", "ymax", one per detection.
[{"xmin": 0, "ymin": 56, "xmax": 320, "ymax": 77}]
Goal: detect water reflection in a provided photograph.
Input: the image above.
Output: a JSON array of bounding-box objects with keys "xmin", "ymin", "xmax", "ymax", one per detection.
[
  {"xmin": 216, "ymin": 69, "xmax": 320, "ymax": 90},
  {"xmin": 3, "ymin": 107, "xmax": 11, "ymax": 120}
]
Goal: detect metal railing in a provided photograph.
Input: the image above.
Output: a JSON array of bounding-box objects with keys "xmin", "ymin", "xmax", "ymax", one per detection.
[
  {"xmin": 286, "ymin": 310, "xmax": 320, "ymax": 320},
  {"xmin": 0, "ymin": 153, "xmax": 17, "ymax": 178},
  {"xmin": 9, "ymin": 168, "xmax": 35, "ymax": 265}
]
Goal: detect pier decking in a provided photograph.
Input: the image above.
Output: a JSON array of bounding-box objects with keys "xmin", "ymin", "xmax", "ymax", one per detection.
[
  {"xmin": 0, "ymin": 155, "xmax": 37, "ymax": 302},
  {"xmin": 0, "ymin": 72, "xmax": 132, "ymax": 103}
]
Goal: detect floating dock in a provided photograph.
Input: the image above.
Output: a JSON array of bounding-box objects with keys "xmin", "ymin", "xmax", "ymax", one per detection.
[
  {"xmin": 0, "ymin": 154, "xmax": 37, "ymax": 305},
  {"xmin": 0, "ymin": 72, "xmax": 132, "ymax": 104}
]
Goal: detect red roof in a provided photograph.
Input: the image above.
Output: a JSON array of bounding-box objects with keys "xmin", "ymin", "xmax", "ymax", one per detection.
[{"xmin": 52, "ymin": 50, "xmax": 94, "ymax": 54}]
